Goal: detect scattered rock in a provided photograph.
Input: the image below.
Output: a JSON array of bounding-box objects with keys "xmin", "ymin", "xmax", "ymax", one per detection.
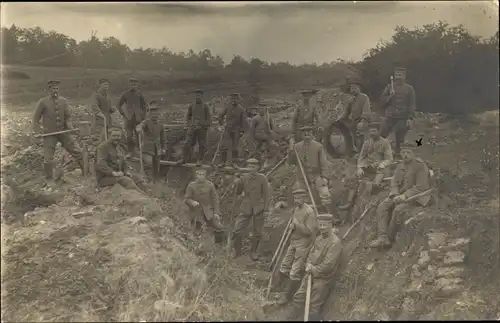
[
  {"xmin": 435, "ymin": 277, "xmax": 464, "ymax": 296},
  {"xmin": 417, "ymin": 250, "xmax": 431, "ymax": 267},
  {"xmin": 440, "ymin": 238, "xmax": 470, "ymax": 253},
  {"xmin": 427, "ymin": 232, "xmax": 448, "ymax": 249},
  {"xmin": 129, "ymin": 216, "xmax": 147, "ymax": 225},
  {"xmin": 436, "ymin": 267, "xmax": 464, "ymax": 279},
  {"xmin": 444, "ymin": 251, "xmax": 466, "ymax": 265}
]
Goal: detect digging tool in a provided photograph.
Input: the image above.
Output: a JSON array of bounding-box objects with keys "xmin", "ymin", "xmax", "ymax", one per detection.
[
  {"xmin": 266, "ymin": 227, "xmax": 293, "ymax": 298},
  {"xmin": 268, "ymin": 217, "xmax": 292, "ymax": 271},
  {"xmin": 138, "ymin": 130, "xmax": 145, "ymax": 175},
  {"xmin": 226, "ymin": 188, "xmax": 241, "ymax": 257},
  {"xmin": 293, "ymin": 146, "xmax": 319, "ymax": 214},
  {"xmin": 79, "ymin": 121, "xmax": 92, "ymax": 177},
  {"xmin": 304, "ymin": 272, "xmax": 312, "ymax": 321},
  {"xmin": 33, "ymin": 128, "xmax": 79, "ymax": 138},
  {"xmin": 211, "ymin": 125, "xmax": 225, "ymax": 165},
  {"xmin": 103, "ymin": 114, "xmax": 108, "ymax": 141},
  {"xmin": 390, "ymin": 75, "xmax": 395, "ymax": 95}
]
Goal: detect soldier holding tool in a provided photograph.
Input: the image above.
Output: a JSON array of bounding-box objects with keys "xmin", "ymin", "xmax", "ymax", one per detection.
[
  {"xmin": 135, "ymin": 100, "xmax": 165, "ymax": 173},
  {"xmin": 231, "ymin": 158, "xmax": 270, "ymax": 260},
  {"xmin": 32, "ymin": 80, "xmax": 85, "ymax": 186},
  {"xmin": 291, "ymin": 89, "xmax": 320, "ymax": 142},
  {"xmin": 379, "ymin": 67, "xmax": 416, "ymax": 158},
  {"xmin": 217, "ymin": 93, "xmax": 246, "ymax": 168},
  {"xmin": 89, "ymin": 78, "xmax": 116, "ymax": 146},
  {"xmin": 370, "ymin": 142, "xmax": 430, "ymax": 248},
  {"xmin": 277, "ymin": 188, "xmax": 318, "ymax": 305},
  {"xmin": 288, "ymin": 213, "xmax": 343, "ymax": 321},
  {"xmin": 117, "ymin": 78, "xmax": 148, "ymax": 156},
  {"xmin": 339, "ymin": 122, "xmax": 393, "ymax": 211},
  {"xmin": 178, "ymin": 89, "xmax": 212, "ymax": 165},
  {"xmin": 94, "ymin": 127, "xmax": 145, "ymax": 193},
  {"xmin": 249, "ymin": 104, "xmax": 278, "ymax": 162},
  {"xmin": 184, "ymin": 168, "xmax": 225, "ymax": 244}
]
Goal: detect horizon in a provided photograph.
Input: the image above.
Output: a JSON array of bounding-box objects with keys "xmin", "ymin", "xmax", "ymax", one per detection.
[{"xmin": 1, "ymin": 1, "xmax": 498, "ymax": 64}]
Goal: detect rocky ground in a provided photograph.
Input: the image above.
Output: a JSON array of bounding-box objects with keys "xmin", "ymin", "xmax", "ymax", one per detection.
[{"xmin": 1, "ymin": 87, "xmax": 499, "ymax": 321}]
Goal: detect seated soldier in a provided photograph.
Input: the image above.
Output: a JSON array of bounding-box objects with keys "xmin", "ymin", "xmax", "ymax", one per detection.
[
  {"xmin": 288, "ymin": 213, "xmax": 344, "ymax": 321},
  {"xmin": 135, "ymin": 100, "xmax": 166, "ymax": 169},
  {"xmin": 369, "ymin": 142, "xmax": 431, "ymax": 248},
  {"xmin": 184, "ymin": 168, "xmax": 224, "ymax": 244},
  {"xmin": 95, "ymin": 127, "xmax": 145, "ymax": 193},
  {"xmin": 339, "ymin": 122, "xmax": 394, "ymax": 210}
]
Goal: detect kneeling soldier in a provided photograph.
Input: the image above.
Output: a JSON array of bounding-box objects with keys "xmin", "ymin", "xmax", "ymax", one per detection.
[
  {"xmin": 288, "ymin": 213, "xmax": 343, "ymax": 321},
  {"xmin": 277, "ymin": 188, "xmax": 318, "ymax": 305},
  {"xmin": 184, "ymin": 168, "xmax": 224, "ymax": 244}
]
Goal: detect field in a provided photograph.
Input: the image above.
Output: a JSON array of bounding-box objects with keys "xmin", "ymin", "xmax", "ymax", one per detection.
[{"xmin": 1, "ymin": 64, "xmax": 499, "ymax": 321}]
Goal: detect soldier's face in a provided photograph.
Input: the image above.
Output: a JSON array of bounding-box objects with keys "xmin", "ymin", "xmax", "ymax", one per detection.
[
  {"xmin": 49, "ymin": 86, "xmax": 59, "ymax": 97},
  {"xmin": 318, "ymin": 221, "xmax": 332, "ymax": 235},
  {"xmin": 231, "ymin": 97, "xmax": 238, "ymax": 105},
  {"xmin": 195, "ymin": 93, "xmax": 203, "ymax": 103},
  {"xmin": 248, "ymin": 163, "xmax": 260, "ymax": 172},
  {"xmin": 401, "ymin": 149, "xmax": 414, "ymax": 163},
  {"xmin": 303, "ymin": 95, "xmax": 311, "ymax": 103},
  {"xmin": 195, "ymin": 170, "xmax": 206, "ymax": 181},
  {"xmin": 394, "ymin": 71, "xmax": 406, "ymax": 83},
  {"xmin": 350, "ymin": 84, "xmax": 361, "ymax": 94},
  {"xmin": 293, "ymin": 194, "xmax": 306, "ymax": 205},
  {"xmin": 150, "ymin": 109, "xmax": 160, "ymax": 121},
  {"xmin": 259, "ymin": 108, "xmax": 265, "ymax": 116},
  {"xmin": 101, "ymin": 82, "xmax": 110, "ymax": 91},
  {"xmin": 110, "ymin": 130, "xmax": 122, "ymax": 144},
  {"xmin": 303, "ymin": 131, "xmax": 313, "ymax": 142},
  {"xmin": 130, "ymin": 83, "xmax": 139, "ymax": 91},
  {"xmin": 369, "ymin": 128, "xmax": 379, "ymax": 139}
]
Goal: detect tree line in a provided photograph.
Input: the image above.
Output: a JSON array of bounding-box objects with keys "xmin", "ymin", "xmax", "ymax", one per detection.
[{"xmin": 1, "ymin": 22, "xmax": 498, "ymax": 114}]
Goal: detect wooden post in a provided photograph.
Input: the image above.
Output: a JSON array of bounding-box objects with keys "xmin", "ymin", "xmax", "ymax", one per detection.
[{"xmin": 78, "ymin": 121, "xmax": 91, "ymax": 177}]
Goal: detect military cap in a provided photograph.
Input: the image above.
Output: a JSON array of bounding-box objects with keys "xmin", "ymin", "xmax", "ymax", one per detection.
[
  {"xmin": 148, "ymin": 100, "xmax": 158, "ymax": 108},
  {"xmin": 230, "ymin": 93, "xmax": 240, "ymax": 97},
  {"xmin": 292, "ymin": 188, "xmax": 307, "ymax": 195},
  {"xmin": 246, "ymin": 158, "xmax": 260, "ymax": 165},
  {"xmin": 193, "ymin": 89, "xmax": 204, "ymax": 94},
  {"xmin": 129, "ymin": 78, "xmax": 139, "ymax": 83},
  {"xmin": 47, "ymin": 80, "xmax": 60, "ymax": 87},
  {"xmin": 368, "ymin": 122, "xmax": 381, "ymax": 129},
  {"xmin": 299, "ymin": 126, "xmax": 314, "ymax": 131},
  {"xmin": 99, "ymin": 78, "xmax": 110, "ymax": 84},
  {"xmin": 349, "ymin": 78, "xmax": 363, "ymax": 86},
  {"xmin": 400, "ymin": 142, "xmax": 416, "ymax": 151},
  {"xmin": 394, "ymin": 67, "xmax": 407, "ymax": 73},
  {"xmin": 301, "ymin": 89, "xmax": 318, "ymax": 95},
  {"xmin": 317, "ymin": 213, "xmax": 333, "ymax": 222}
]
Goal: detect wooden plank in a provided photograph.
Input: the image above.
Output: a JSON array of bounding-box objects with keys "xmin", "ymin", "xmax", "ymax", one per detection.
[{"xmin": 127, "ymin": 157, "xmax": 254, "ymax": 173}]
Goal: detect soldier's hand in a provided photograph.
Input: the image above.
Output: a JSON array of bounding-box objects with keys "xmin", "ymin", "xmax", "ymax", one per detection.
[
  {"xmin": 393, "ymin": 194, "xmax": 406, "ymax": 202},
  {"xmin": 97, "ymin": 112, "xmax": 105, "ymax": 120},
  {"xmin": 135, "ymin": 125, "xmax": 143, "ymax": 133},
  {"xmin": 263, "ymin": 210, "xmax": 270, "ymax": 217},
  {"xmin": 356, "ymin": 167, "xmax": 364, "ymax": 177},
  {"xmin": 214, "ymin": 213, "xmax": 221, "ymax": 222},
  {"xmin": 406, "ymin": 119, "xmax": 413, "ymax": 129},
  {"xmin": 289, "ymin": 222, "xmax": 295, "ymax": 230},
  {"xmin": 112, "ymin": 171, "xmax": 124, "ymax": 177},
  {"xmin": 192, "ymin": 201, "xmax": 200, "ymax": 207},
  {"xmin": 305, "ymin": 263, "xmax": 313, "ymax": 273},
  {"xmin": 217, "ymin": 126, "xmax": 224, "ymax": 132}
]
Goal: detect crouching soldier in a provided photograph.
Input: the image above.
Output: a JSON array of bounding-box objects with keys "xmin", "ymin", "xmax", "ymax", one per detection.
[
  {"xmin": 288, "ymin": 213, "xmax": 343, "ymax": 321},
  {"xmin": 184, "ymin": 168, "xmax": 225, "ymax": 244},
  {"xmin": 217, "ymin": 93, "xmax": 246, "ymax": 167},
  {"xmin": 95, "ymin": 127, "xmax": 145, "ymax": 193},
  {"xmin": 231, "ymin": 158, "xmax": 270, "ymax": 260},
  {"xmin": 370, "ymin": 142, "xmax": 431, "ymax": 248},
  {"xmin": 339, "ymin": 122, "xmax": 394, "ymax": 211},
  {"xmin": 288, "ymin": 126, "xmax": 332, "ymax": 215},
  {"xmin": 135, "ymin": 100, "xmax": 165, "ymax": 173},
  {"xmin": 277, "ymin": 188, "xmax": 317, "ymax": 305}
]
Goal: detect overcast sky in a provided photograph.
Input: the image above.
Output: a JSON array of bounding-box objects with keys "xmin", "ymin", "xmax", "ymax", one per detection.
[{"xmin": 1, "ymin": 1, "xmax": 498, "ymax": 64}]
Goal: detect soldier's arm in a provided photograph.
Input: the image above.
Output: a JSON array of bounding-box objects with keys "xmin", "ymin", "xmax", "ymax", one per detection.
[
  {"xmin": 390, "ymin": 166, "xmax": 401, "ymax": 196},
  {"xmin": 218, "ymin": 105, "xmax": 228, "ymax": 126},
  {"xmin": 287, "ymin": 144, "xmax": 298, "ymax": 166},
  {"xmin": 95, "ymin": 145, "xmax": 115, "ymax": 175},
  {"xmin": 249, "ymin": 117, "xmax": 258, "ymax": 141},
  {"xmin": 402, "ymin": 163, "xmax": 429, "ymax": 199},
  {"xmin": 262, "ymin": 176, "xmax": 270, "ymax": 211},
  {"xmin": 205, "ymin": 103, "xmax": 212, "ymax": 126},
  {"xmin": 318, "ymin": 145, "xmax": 329, "ymax": 178},
  {"xmin": 239, "ymin": 106, "xmax": 246, "ymax": 130},
  {"xmin": 294, "ymin": 207, "xmax": 317, "ymax": 237},
  {"xmin": 291, "ymin": 107, "xmax": 299, "ymax": 133},
  {"xmin": 209, "ymin": 182, "xmax": 221, "ymax": 214},
  {"xmin": 312, "ymin": 239, "xmax": 343, "ymax": 277},
  {"xmin": 382, "ymin": 140, "xmax": 394, "ymax": 163},
  {"xmin": 357, "ymin": 141, "xmax": 369, "ymax": 167},
  {"xmin": 117, "ymin": 92, "xmax": 127, "ymax": 115},
  {"xmin": 360, "ymin": 95, "xmax": 372, "ymax": 122},
  {"xmin": 32, "ymin": 99, "xmax": 45, "ymax": 131},
  {"xmin": 159, "ymin": 125, "xmax": 166, "ymax": 150},
  {"xmin": 407, "ymin": 85, "xmax": 416, "ymax": 119},
  {"xmin": 89, "ymin": 93, "xmax": 101, "ymax": 115},
  {"xmin": 234, "ymin": 176, "xmax": 244, "ymax": 195},
  {"xmin": 140, "ymin": 93, "xmax": 147, "ymax": 115},
  {"xmin": 379, "ymin": 84, "xmax": 392, "ymax": 104},
  {"xmin": 184, "ymin": 183, "xmax": 196, "ymax": 207},
  {"xmin": 63, "ymin": 101, "xmax": 74, "ymax": 129},
  {"xmin": 340, "ymin": 100, "xmax": 351, "ymax": 119}
]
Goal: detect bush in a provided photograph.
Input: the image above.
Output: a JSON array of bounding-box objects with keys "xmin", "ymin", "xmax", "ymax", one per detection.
[
  {"xmin": 2, "ymin": 69, "xmax": 31, "ymax": 80},
  {"xmin": 359, "ymin": 22, "xmax": 499, "ymax": 115}
]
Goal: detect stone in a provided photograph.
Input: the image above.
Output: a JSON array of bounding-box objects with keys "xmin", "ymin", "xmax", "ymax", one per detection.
[
  {"xmin": 440, "ymin": 238, "xmax": 470, "ymax": 253},
  {"xmin": 435, "ymin": 277, "xmax": 464, "ymax": 297},
  {"xmin": 436, "ymin": 266, "xmax": 464, "ymax": 278},
  {"xmin": 444, "ymin": 251, "xmax": 466, "ymax": 265},
  {"xmin": 417, "ymin": 250, "xmax": 431, "ymax": 267},
  {"xmin": 427, "ymin": 232, "xmax": 448, "ymax": 249}
]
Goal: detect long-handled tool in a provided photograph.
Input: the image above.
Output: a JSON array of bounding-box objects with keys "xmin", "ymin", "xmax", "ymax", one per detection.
[
  {"xmin": 304, "ymin": 273, "xmax": 312, "ymax": 321},
  {"xmin": 268, "ymin": 218, "xmax": 292, "ymax": 271},
  {"xmin": 293, "ymin": 146, "xmax": 319, "ymax": 214},
  {"xmin": 103, "ymin": 114, "xmax": 108, "ymax": 141},
  {"xmin": 34, "ymin": 128, "xmax": 79, "ymax": 138},
  {"xmin": 138, "ymin": 130, "xmax": 145, "ymax": 175},
  {"xmin": 266, "ymin": 227, "xmax": 293, "ymax": 298},
  {"xmin": 211, "ymin": 125, "xmax": 225, "ymax": 165}
]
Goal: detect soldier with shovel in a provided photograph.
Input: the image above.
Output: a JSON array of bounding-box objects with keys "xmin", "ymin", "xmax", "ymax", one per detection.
[{"xmin": 32, "ymin": 80, "xmax": 85, "ymax": 187}]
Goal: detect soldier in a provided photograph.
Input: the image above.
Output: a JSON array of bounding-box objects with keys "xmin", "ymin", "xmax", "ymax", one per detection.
[
  {"xmin": 117, "ymin": 78, "xmax": 148, "ymax": 156},
  {"xmin": 249, "ymin": 104, "xmax": 278, "ymax": 161},
  {"xmin": 231, "ymin": 158, "xmax": 270, "ymax": 260},
  {"xmin": 184, "ymin": 168, "xmax": 225, "ymax": 243},
  {"xmin": 338, "ymin": 78, "xmax": 372, "ymax": 152},
  {"xmin": 379, "ymin": 67, "xmax": 416, "ymax": 158},
  {"xmin": 277, "ymin": 188, "xmax": 318, "ymax": 305},
  {"xmin": 291, "ymin": 90, "xmax": 320, "ymax": 142},
  {"xmin": 369, "ymin": 142, "xmax": 430, "ymax": 248},
  {"xmin": 288, "ymin": 213, "xmax": 343, "ymax": 321},
  {"xmin": 217, "ymin": 93, "xmax": 246, "ymax": 167},
  {"xmin": 135, "ymin": 100, "xmax": 165, "ymax": 167},
  {"xmin": 95, "ymin": 127, "xmax": 145, "ymax": 193},
  {"xmin": 89, "ymin": 78, "xmax": 116, "ymax": 146},
  {"xmin": 288, "ymin": 126, "xmax": 332, "ymax": 215},
  {"xmin": 178, "ymin": 89, "xmax": 212, "ymax": 165},
  {"xmin": 32, "ymin": 80, "xmax": 85, "ymax": 186},
  {"xmin": 339, "ymin": 122, "xmax": 393, "ymax": 210}
]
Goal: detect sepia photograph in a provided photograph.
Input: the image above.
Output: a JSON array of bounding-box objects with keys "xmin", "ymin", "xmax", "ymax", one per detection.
[{"xmin": 1, "ymin": 1, "xmax": 499, "ymax": 321}]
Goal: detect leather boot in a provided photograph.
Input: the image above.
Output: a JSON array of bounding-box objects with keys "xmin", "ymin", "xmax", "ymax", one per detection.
[
  {"xmin": 277, "ymin": 271, "xmax": 289, "ymax": 290},
  {"xmin": 232, "ymin": 236, "xmax": 242, "ymax": 258},
  {"xmin": 339, "ymin": 189, "xmax": 356, "ymax": 210},
  {"xmin": 218, "ymin": 151, "xmax": 227, "ymax": 167},
  {"xmin": 369, "ymin": 233, "xmax": 391, "ymax": 248},
  {"xmin": 197, "ymin": 146, "xmax": 206, "ymax": 166},
  {"xmin": 77, "ymin": 159, "xmax": 86, "ymax": 175},
  {"xmin": 277, "ymin": 279, "xmax": 301, "ymax": 305},
  {"xmin": 43, "ymin": 162, "xmax": 56, "ymax": 188},
  {"xmin": 250, "ymin": 237, "xmax": 260, "ymax": 261}
]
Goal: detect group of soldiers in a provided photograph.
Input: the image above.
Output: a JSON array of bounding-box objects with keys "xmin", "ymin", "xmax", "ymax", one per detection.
[{"xmin": 31, "ymin": 66, "xmax": 433, "ymax": 321}]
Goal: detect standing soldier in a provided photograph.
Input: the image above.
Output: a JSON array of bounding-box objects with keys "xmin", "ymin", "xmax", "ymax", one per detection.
[
  {"xmin": 249, "ymin": 104, "xmax": 278, "ymax": 161},
  {"xmin": 379, "ymin": 67, "xmax": 416, "ymax": 158},
  {"xmin": 277, "ymin": 188, "xmax": 318, "ymax": 305},
  {"xmin": 231, "ymin": 158, "xmax": 270, "ymax": 260},
  {"xmin": 338, "ymin": 78, "xmax": 372, "ymax": 153},
  {"xmin": 184, "ymin": 168, "xmax": 225, "ymax": 244},
  {"xmin": 178, "ymin": 89, "xmax": 212, "ymax": 165},
  {"xmin": 288, "ymin": 126, "xmax": 332, "ymax": 215},
  {"xmin": 95, "ymin": 127, "xmax": 145, "ymax": 193},
  {"xmin": 117, "ymin": 78, "xmax": 148, "ymax": 156},
  {"xmin": 369, "ymin": 142, "xmax": 430, "ymax": 248},
  {"xmin": 291, "ymin": 90, "xmax": 320, "ymax": 143},
  {"xmin": 89, "ymin": 78, "xmax": 116, "ymax": 146},
  {"xmin": 217, "ymin": 93, "xmax": 246, "ymax": 167},
  {"xmin": 288, "ymin": 213, "xmax": 343, "ymax": 321},
  {"xmin": 135, "ymin": 100, "xmax": 165, "ymax": 168},
  {"xmin": 32, "ymin": 80, "xmax": 85, "ymax": 186},
  {"xmin": 339, "ymin": 122, "xmax": 393, "ymax": 211}
]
